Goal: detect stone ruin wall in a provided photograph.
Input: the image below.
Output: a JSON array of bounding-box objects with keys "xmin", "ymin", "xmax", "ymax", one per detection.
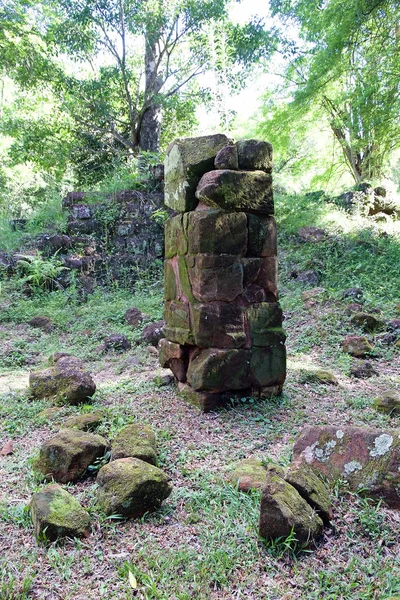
[{"xmin": 159, "ymin": 134, "xmax": 287, "ymax": 411}]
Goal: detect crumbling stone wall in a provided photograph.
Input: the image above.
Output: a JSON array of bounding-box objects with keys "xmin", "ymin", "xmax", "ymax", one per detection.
[{"xmin": 159, "ymin": 134, "xmax": 286, "ymax": 411}]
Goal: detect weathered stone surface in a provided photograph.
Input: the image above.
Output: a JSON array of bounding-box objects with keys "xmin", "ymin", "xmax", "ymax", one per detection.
[
  {"xmin": 374, "ymin": 391, "xmax": 400, "ymax": 416},
  {"xmin": 229, "ymin": 458, "xmax": 267, "ymax": 492},
  {"xmin": 302, "ymin": 288, "xmax": 327, "ymax": 302},
  {"xmin": 124, "ymin": 307, "xmax": 144, "ymax": 327},
  {"xmin": 297, "ymin": 226, "xmax": 327, "ymax": 243},
  {"xmin": 165, "ymin": 134, "xmax": 230, "ymax": 212},
  {"xmin": 71, "ymin": 204, "xmax": 92, "ymax": 220},
  {"xmin": 63, "ymin": 411, "xmax": 104, "ymax": 431},
  {"xmin": 185, "ymin": 210, "xmax": 247, "ymax": 255},
  {"xmin": 351, "ymin": 312, "xmax": 386, "ymax": 332},
  {"xmin": 191, "ymin": 303, "xmax": 246, "ymax": 349},
  {"xmin": 236, "ymin": 140, "xmax": 273, "ymax": 173},
  {"xmin": 186, "ymin": 348, "xmax": 250, "ymax": 392},
  {"xmin": 111, "ymin": 424, "xmax": 157, "ymax": 465},
  {"xmin": 342, "ymin": 287, "xmax": 363, "ymax": 300},
  {"xmin": 164, "ymin": 300, "xmax": 193, "ymax": 345},
  {"xmin": 285, "ymin": 463, "xmax": 331, "ymax": 524},
  {"xmin": 196, "ymin": 170, "xmax": 273, "ymax": 214},
  {"xmin": 102, "ymin": 334, "xmax": 131, "ymax": 353},
  {"xmin": 29, "ymin": 356, "xmax": 96, "ymax": 405},
  {"xmin": 242, "ymin": 258, "xmax": 262, "ymax": 287},
  {"xmin": 165, "ymin": 214, "xmax": 188, "ymax": 258},
  {"xmin": 177, "ymin": 383, "xmax": 232, "ymax": 412},
  {"xmin": 164, "ymin": 260, "xmax": 177, "ymax": 301},
  {"xmin": 301, "ymin": 369, "xmax": 338, "ymax": 385},
  {"xmin": 28, "ymin": 316, "xmax": 53, "ymax": 331},
  {"xmin": 246, "ymin": 303, "xmax": 283, "ymax": 346},
  {"xmin": 188, "ymin": 254, "xmax": 243, "ymax": 302},
  {"xmin": 215, "ymin": 144, "xmax": 239, "ymax": 170},
  {"xmin": 96, "ymin": 457, "xmax": 172, "ymax": 518},
  {"xmin": 256, "ymin": 257, "xmax": 278, "ymax": 300},
  {"xmin": 31, "ymin": 484, "xmax": 90, "ymax": 542},
  {"xmin": 142, "ymin": 320, "xmax": 165, "ymax": 346},
  {"xmin": 342, "ymin": 335, "xmax": 373, "ymax": 357},
  {"xmin": 33, "ymin": 429, "xmax": 107, "ymax": 483},
  {"xmin": 350, "ymin": 360, "xmax": 378, "ymax": 379},
  {"xmin": 293, "ymin": 425, "xmax": 400, "ymax": 508},
  {"xmin": 158, "ymin": 338, "xmax": 189, "ymax": 382},
  {"xmin": 259, "ymin": 466, "xmax": 324, "ymax": 542},
  {"xmin": 247, "ymin": 215, "xmax": 277, "ymax": 257},
  {"xmin": 250, "ymin": 346, "xmax": 286, "ymax": 388}
]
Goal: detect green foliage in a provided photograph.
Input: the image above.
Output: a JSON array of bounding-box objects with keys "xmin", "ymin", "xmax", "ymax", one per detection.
[{"xmin": 16, "ymin": 253, "xmax": 68, "ymax": 291}]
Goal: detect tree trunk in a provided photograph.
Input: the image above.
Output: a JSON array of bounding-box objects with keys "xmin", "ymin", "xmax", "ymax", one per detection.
[
  {"xmin": 139, "ymin": 35, "xmax": 163, "ymax": 152},
  {"xmin": 139, "ymin": 105, "xmax": 162, "ymax": 152}
]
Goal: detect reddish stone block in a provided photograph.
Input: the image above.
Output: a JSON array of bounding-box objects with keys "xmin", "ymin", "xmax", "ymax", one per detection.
[
  {"xmin": 247, "ymin": 215, "xmax": 277, "ymax": 257},
  {"xmin": 246, "ymin": 303, "xmax": 284, "ymax": 346},
  {"xmin": 159, "ymin": 339, "xmax": 189, "ymax": 382},
  {"xmin": 250, "ymin": 346, "xmax": 286, "ymax": 388},
  {"xmin": 185, "ymin": 210, "xmax": 247, "ymax": 255},
  {"xmin": 188, "ymin": 254, "xmax": 243, "ymax": 302},
  {"xmin": 186, "ymin": 348, "xmax": 250, "ymax": 392},
  {"xmin": 191, "ymin": 303, "xmax": 246, "ymax": 349},
  {"xmin": 256, "ymin": 257, "xmax": 278, "ymax": 301}
]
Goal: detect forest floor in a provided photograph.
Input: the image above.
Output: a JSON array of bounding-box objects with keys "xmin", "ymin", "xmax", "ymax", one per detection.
[{"xmin": 0, "ymin": 193, "xmax": 400, "ymax": 599}]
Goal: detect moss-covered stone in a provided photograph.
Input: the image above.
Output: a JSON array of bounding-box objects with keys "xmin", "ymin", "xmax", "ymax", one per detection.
[
  {"xmin": 259, "ymin": 468, "xmax": 323, "ymax": 542},
  {"xmin": 185, "ymin": 210, "xmax": 247, "ymax": 256},
  {"xmin": 229, "ymin": 458, "xmax": 267, "ymax": 492},
  {"xmin": 215, "ymin": 144, "xmax": 239, "ymax": 170},
  {"xmin": 300, "ymin": 370, "xmax": 338, "ymax": 386},
  {"xmin": 165, "ymin": 134, "xmax": 230, "ymax": 212},
  {"xmin": 350, "ymin": 312, "xmax": 386, "ymax": 333},
  {"xmin": 186, "ymin": 348, "xmax": 250, "ymax": 392},
  {"xmin": 285, "ymin": 463, "xmax": 331, "ymax": 524},
  {"xmin": 33, "ymin": 429, "xmax": 108, "ymax": 483},
  {"xmin": 177, "ymin": 383, "xmax": 232, "ymax": 412},
  {"xmin": 247, "ymin": 215, "xmax": 277, "ymax": 257},
  {"xmin": 374, "ymin": 391, "xmax": 400, "ymax": 416},
  {"xmin": 111, "ymin": 424, "xmax": 157, "ymax": 465},
  {"xmin": 342, "ymin": 335, "xmax": 373, "ymax": 357},
  {"xmin": 196, "ymin": 169, "xmax": 273, "ymax": 215},
  {"xmin": 191, "ymin": 302, "xmax": 246, "ymax": 349},
  {"xmin": 163, "ymin": 300, "xmax": 193, "ymax": 345},
  {"xmin": 63, "ymin": 411, "xmax": 105, "ymax": 431},
  {"xmin": 246, "ymin": 303, "xmax": 283, "ymax": 346},
  {"xmin": 165, "ymin": 214, "xmax": 188, "ymax": 258},
  {"xmin": 236, "ymin": 139, "xmax": 273, "ymax": 173},
  {"xmin": 177, "ymin": 256, "xmax": 195, "ymax": 303},
  {"xmin": 158, "ymin": 339, "xmax": 189, "ymax": 382},
  {"xmin": 30, "ymin": 483, "xmax": 90, "ymax": 542},
  {"xmin": 30, "ymin": 356, "xmax": 96, "ymax": 405},
  {"xmin": 96, "ymin": 457, "xmax": 172, "ymax": 518},
  {"xmin": 188, "ymin": 254, "xmax": 243, "ymax": 303},
  {"xmin": 250, "ymin": 346, "xmax": 286, "ymax": 388},
  {"xmin": 164, "ymin": 260, "xmax": 177, "ymax": 301}
]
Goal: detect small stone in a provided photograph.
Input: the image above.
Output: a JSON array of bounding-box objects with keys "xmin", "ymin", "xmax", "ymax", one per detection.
[
  {"xmin": 342, "ymin": 287, "xmax": 363, "ymax": 300},
  {"xmin": 0, "ymin": 441, "xmax": 14, "ymax": 456},
  {"xmin": 196, "ymin": 169, "xmax": 273, "ymax": 215},
  {"xmin": 236, "ymin": 139, "xmax": 273, "ymax": 173},
  {"xmin": 102, "ymin": 334, "xmax": 131, "ymax": 353},
  {"xmin": 229, "ymin": 458, "xmax": 267, "ymax": 492},
  {"xmin": 350, "ymin": 360, "xmax": 379, "ymax": 379},
  {"xmin": 111, "ymin": 424, "xmax": 157, "ymax": 465},
  {"xmin": 96, "ymin": 457, "xmax": 172, "ymax": 518},
  {"xmin": 63, "ymin": 412, "xmax": 105, "ymax": 431},
  {"xmin": 28, "ymin": 316, "xmax": 53, "ymax": 332},
  {"xmin": 374, "ymin": 391, "xmax": 400, "ymax": 416},
  {"xmin": 301, "ymin": 370, "xmax": 338, "ymax": 385},
  {"xmin": 342, "ymin": 335, "xmax": 373, "ymax": 357},
  {"xmin": 387, "ymin": 319, "xmax": 400, "ymax": 333},
  {"xmin": 29, "ymin": 356, "xmax": 96, "ymax": 405},
  {"xmin": 345, "ymin": 303, "xmax": 364, "ymax": 315},
  {"xmin": 297, "ymin": 226, "xmax": 327, "ymax": 243},
  {"xmin": 214, "ymin": 144, "xmax": 239, "ymax": 170},
  {"xmin": 33, "ymin": 429, "xmax": 108, "ymax": 483},
  {"xmin": 285, "ymin": 463, "xmax": 331, "ymax": 524},
  {"xmin": 30, "ymin": 484, "xmax": 90, "ymax": 542},
  {"xmin": 296, "ymin": 270, "xmax": 320, "ymax": 286},
  {"xmin": 259, "ymin": 466, "xmax": 324, "ymax": 542},
  {"xmin": 124, "ymin": 307, "xmax": 144, "ymax": 327},
  {"xmin": 38, "ymin": 407, "xmax": 63, "ymax": 419},
  {"xmin": 350, "ymin": 312, "xmax": 386, "ymax": 332},
  {"xmin": 142, "ymin": 320, "xmax": 165, "ymax": 346},
  {"xmin": 302, "ymin": 288, "xmax": 327, "ymax": 302}
]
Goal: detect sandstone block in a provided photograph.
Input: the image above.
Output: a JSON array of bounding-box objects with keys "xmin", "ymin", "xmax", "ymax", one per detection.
[
  {"xmin": 214, "ymin": 144, "xmax": 239, "ymax": 170},
  {"xmin": 342, "ymin": 335, "xmax": 373, "ymax": 357},
  {"xmin": 31, "ymin": 484, "xmax": 90, "ymax": 542},
  {"xmin": 236, "ymin": 139, "xmax": 273, "ymax": 173},
  {"xmin": 29, "ymin": 356, "xmax": 96, "ymax": 405},
  {"xmin": 159, "ymin": 338, "xmax": 189, "ymax": 382},
  {"xmin": 165, "ymin": 214, "xmax": 188, "ymax": 258},
  {"xmin": 242, "ymin": 258, "xmax": 262, "ymax": 287},
  {"xmin": 33, "ymin": 429, "xmax": 108, "ymax": 483},
  {"xmin": 164, "ymin": 300, "xmax": 193, "ymax": 345},
  {"xmin": 285, "ymin": 463, "xmax": 331, "ymax": 524},
  {"xmin": 196, "ymin": 170, "xmax": 273, "ymax": 214},
  {"xmin": 188, "ymin": 254, "xmax": 243, "ymax": 303},
  {"xmin": 63, "ymin": 411, "xmax": 104, "ymax": 431},
  {"xmin": 96, "ymin": 457, "xmax": 172, "ymax": 518},
  {"xmin": 247, "ymin": 215, "xmax": 277, "ymax": 257},
  {"xmin": 250, "ymin": 345, "xmax": 286, "ymax": 388},
  {"xmin": 164, "ymin": 260, "xmax": 177, "ymax": 301},
  {"xmin": 191, "ymin": 302, "xmax": 246, "ymax": 349},
  {"xmin": 256, "ymin": 256, "xmax": 278, "ymax": 300},
  {"xmin": 186, "ymin": 348, "xmax": 250, "ymax": 392},
  {"xmin": 165, "ymin": 134, "xmax": 230, "ymax": 212},
  {"xmin": 229, "ymin": 458, "xmax": 267, "ymax": 492},
  {"xmin": 374, "ymin": 391, "xmax": 400, "ymax": 415},
  {"xmin": 185, "ymin": 210, "xmax": 247, "ymax": 255},
  {"xmin": 177, "ymin": 383, "xmax": 232, "ymax": 412},
  {"xmin": 246, "ymin": 303, "xmax": 283, "ymax": 346},
  {"xmin": 111, "ymin": 424, "xmax": 157, "ymax": 465},
  {"xmin": 293, "ymin": 425, "xmax": 400, "ymax": 508}
]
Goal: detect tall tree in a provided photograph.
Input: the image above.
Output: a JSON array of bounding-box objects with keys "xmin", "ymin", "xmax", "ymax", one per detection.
[{"xmin": 269, "ymin": 0, "xmax": 400, "ymax": 182}]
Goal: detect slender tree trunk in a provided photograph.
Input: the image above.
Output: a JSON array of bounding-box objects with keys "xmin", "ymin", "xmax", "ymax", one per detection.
[{"xmin": 139, "ymin": 37, "xmax": 163, "ymax": 152}]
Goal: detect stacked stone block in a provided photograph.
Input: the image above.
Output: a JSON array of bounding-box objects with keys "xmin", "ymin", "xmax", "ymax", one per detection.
[{"xmin": 159, "ymin": 134, "xmax": 286, "ymax": 411}]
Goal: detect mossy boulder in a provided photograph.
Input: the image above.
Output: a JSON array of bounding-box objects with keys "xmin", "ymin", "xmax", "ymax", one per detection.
[
  {"xmin": 96, "ymin": 457, "xmax": 172, "ymax": 518},
  {"xmin": 300, "ymin": 369, "xmax": 338, "ymax": 386},
  {"xmin": 350, "ymin": 312, "xmax": 386, "ymax": 332},
  {"xmin": 229, "ymin": 458, "xmax": 267, "ymax": 492},
  {"xmin": 236, "ymin": 139, "xmax": 273, "ymax": 173},
  {"xmin": 259, "ymin": 466, "xmax": 324, "ymax": 542},
  {"xmin": 30, "ymin": 483, "xmax": 90, "ymax": 542},
  {"xmin": 374, "ymin": 391, "xmax": 400, "ymax": 416},
  {"xmin": 29, "ymin": 355, "xmax": 96, "ymax": 405},
  {"xmin": 165, "ymin": 134, "xmax": 230, "ymax": 212},
  {"xmin": 215, "ymin": 144, "xmax": 239, "ymax": 170},
  {"xmin": 33, "ymin": 429, "xmax": 108, "ymax": 483},
  {"xmin": 285, "ymin": 463, "xmax": 331, "ymax": 524},
  {"xmin": 342, "ymin": 335, "xmax": 373, "ymax": 357},
  {"xmin": 184, "ymin": 210, "xmax": 247, "ymax": 256},
  {"xmin": 63, "ymin": 411, "xmax": 105, "ymax": 431},
  {"xmin": 186, "ymin": 348, "xmax": 250, "ymax": 392},
  {"xmin": 111, "ymin": 424, "xmax": 157, "ymax": 465},
  {"xmin": 195, "ymin": 169, "xmax": 273, "ymax": 215},
  {"xmin": 293, "ymin": 425, "xmax": 400, "ymax": 508}
]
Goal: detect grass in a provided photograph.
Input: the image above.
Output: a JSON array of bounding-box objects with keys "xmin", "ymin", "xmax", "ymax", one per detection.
[{"xmin": 0, "ymin": 191, "xmax": 399, "ymax": 599}]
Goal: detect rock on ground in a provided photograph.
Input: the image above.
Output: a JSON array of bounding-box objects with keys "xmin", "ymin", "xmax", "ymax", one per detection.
[
  {"xmin": 142, "ymin": 320, "xmax": 165, "ymax": 346},
  {"xmin": 229, "ymin": 458, "xmax": 268, "ymax": 492},
  {"xmin": 111, "ymin": 424, "xmax": 157, "ymax": 464},
  {"xmin": 33, "ymin": 429, "xmax": 108, "ymax": 483},
  {"xmin": 63, "ymin": 411, "xmax": 105, "ymax": 431},
  {"xmin": 96, "ymin": 457, "xmax": 172, "ymax": 518},
  {"xmin": 30, "ymin": 483, "xmax": 90, "ymax": 542},
  {"xmin": 374, "ymin": 391, "xmax": 400, "ymax": 416},
  {"xmin": 342, "ymin": 335, "xmax": 373, "ymax": 357},
  {"xmin": 293, "ymin": 425, "xmax": 400, "ymax": 508}
]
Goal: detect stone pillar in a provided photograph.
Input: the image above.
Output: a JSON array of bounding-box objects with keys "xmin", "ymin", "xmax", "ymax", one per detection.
[{"xmin": 159, "ymin": 135, "xmax": 286, "ymax": 411}]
